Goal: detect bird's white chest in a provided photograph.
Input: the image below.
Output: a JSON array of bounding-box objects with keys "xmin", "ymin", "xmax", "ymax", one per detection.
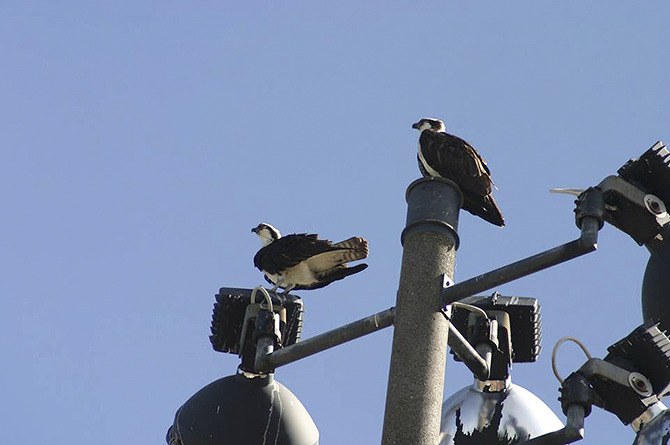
[
  {"xmin": 418, "ymin": 143, "xmax": 441, "ymax": 177},
  {"xmin": 266, "ymin": 262, "xmax": 318, "ymax": 287}
]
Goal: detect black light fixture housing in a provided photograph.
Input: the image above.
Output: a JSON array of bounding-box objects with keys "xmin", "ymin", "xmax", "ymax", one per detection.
[{"xmin": 167, "ymin": 373, "xmax": 318, "ymax": 445}]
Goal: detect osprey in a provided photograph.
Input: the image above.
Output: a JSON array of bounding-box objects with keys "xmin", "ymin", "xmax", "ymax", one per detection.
[
  {"xmin": 251, "ymin": 223, "xmax": 369, "ymax": 294},
  {"xmin": 412, "ymin": 118, "xmax": 505, "ymax": 227}
]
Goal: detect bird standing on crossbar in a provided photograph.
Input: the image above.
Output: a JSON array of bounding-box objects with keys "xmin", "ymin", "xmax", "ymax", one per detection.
[
  {"xmin": 251, "ymin": 223, "xmax": 369, "ymax": 294},
  {"xmin": 412, "ymin": 118, "xmax": 505, "ymax": 227}
]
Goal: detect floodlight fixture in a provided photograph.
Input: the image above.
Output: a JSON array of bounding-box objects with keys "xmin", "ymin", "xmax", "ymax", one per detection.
[
  {"xmin": 210, "ymin": 287, "xmax": 304, "ymax": 372},
  {"xmin": 440, "ymin": 294, "xmax": 560, "ymax": 444},
  {"xmin": 521, "ymin": 322, "xmax": 670, "ymax": 445},
  {"xmin": 591, "ymin": 141, "xmax": 670, "ymax": 331}
]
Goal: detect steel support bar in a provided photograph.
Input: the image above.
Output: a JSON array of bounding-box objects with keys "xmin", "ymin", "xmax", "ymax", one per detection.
[
  {"xmin": 520, "ymin": 405, "xmax": 586, "ymax": 445},
  {"xmin": 255, "ymin": 307, "xmax": 395, "ymax": 373},
  {"xmin": 442, "ymin": 216, "xmax": 600, "ymax": 305},
  {"xmin": 382, "ymin": 178, "xmax": 460, "ymax": 445},
  {"xmin": 447, "ymin": 323, "xmax": 489, "ymax": 380}
]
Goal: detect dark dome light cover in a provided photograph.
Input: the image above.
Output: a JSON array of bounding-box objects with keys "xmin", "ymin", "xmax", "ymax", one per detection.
[{"xmin": 168, "ymin": 374, "xmax": 318, "ymax": 445}]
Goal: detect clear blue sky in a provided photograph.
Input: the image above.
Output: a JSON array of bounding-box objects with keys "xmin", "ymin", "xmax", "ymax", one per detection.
[{"xmin": 2, "ymin": 2, "xmax": 669, "ymax": 443}]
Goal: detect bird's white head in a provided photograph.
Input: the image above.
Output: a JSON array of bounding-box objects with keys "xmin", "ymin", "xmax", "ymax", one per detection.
[
  {"xmin": 411, "ymin": 118, "xmax": 446, "ymax": 133},
  {"xmin": 251, "ymin": 223, "xmax": 281, "ymax": 246}
]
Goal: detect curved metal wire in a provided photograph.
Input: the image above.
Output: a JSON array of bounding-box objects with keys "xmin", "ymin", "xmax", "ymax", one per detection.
[
  {"xmin": 551, "ymin": 336, "xmax": 593, "ymax": 384},
  {"xmin": 251, "ymin": 286, "xmax": 273, "ymax": 312}
]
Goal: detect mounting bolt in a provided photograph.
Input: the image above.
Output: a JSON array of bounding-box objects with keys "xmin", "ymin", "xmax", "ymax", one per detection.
[
  {"xmin": 628, "ymin": 372, "xmax": 653, "ymax": 397},
  {"xmin": 644, "ymin": 194, "xmax": 666, "ymax": 215}
]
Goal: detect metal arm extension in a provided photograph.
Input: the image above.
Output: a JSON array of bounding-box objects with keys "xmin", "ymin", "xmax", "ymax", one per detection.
[
  {"xmin": 442, "ymin": 215, "xmax": 601, "ymax": 306},
  {"xmin": 255, "ymin": 307, "xmax": 395, "ymax": 373},
  {"xmin": 520, "ymin": 405, "xmax": 587, "ymax": 445}
]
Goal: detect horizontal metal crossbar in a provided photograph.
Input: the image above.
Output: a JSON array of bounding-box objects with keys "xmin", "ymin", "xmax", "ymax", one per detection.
[
  {"xmin": 255, "ymin": 307, "xmax": 395, "ymax": 373},
  {"xmin": 442, "ymin": 216, "xmax": 600, "ymax": 306}
]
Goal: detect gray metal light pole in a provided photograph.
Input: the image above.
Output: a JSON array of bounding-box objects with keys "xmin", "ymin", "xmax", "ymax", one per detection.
[{"xmin": 382, "ymin": 177, "xmax": 461, "ymax": 445}]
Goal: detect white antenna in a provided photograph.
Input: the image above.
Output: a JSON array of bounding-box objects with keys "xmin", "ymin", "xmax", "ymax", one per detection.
[{"xmin": 549, "ymin": 188, "xmax": 585, "ymax": 197}]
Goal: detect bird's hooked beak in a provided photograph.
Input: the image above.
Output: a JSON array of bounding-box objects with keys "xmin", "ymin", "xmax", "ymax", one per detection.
[
  {"xmin": 251, "ymin": 227, "xmax": 258, "ymax": 234},
  {"xmin": 411, "ymin": 121, "xmax": 421, "ymax": 129}
]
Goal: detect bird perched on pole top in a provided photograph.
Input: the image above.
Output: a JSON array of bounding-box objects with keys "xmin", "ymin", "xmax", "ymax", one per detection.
[
  {"xmin": 251, "ymin": 223, "xmax": 369, "ymax": 294},
  {"xmin": 412, "ymin": 118, "xmax": 505, "ymax": 227}
]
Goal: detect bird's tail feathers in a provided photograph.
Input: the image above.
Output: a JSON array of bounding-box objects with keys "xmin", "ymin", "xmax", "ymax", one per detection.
[
  {"xmin": 320, "ymin": 263, "xmax": 368, "ymax": 284},
  {"xmin": 463, "ymin": 193, "xmax": 505, "ymax": 227},
  {"xmin": 480, "ymin": 195, "xmax": 505, "ymax": 227},
  {"xmin": 332, "ymin": 237, "xmax": 369, "ymax": 260},
  {"xmin": 305, "ymin": 238, "xmax": 368, "ymax": 271}
]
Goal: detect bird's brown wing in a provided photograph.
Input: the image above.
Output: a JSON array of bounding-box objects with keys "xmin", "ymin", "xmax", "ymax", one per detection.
[
  {"xmin": 419, "ymin": 130, "xmax": 493, "ymax": 196},
  {"xmin": 253, "ymin": 234, "xmax": 335, "ymax": 274}
]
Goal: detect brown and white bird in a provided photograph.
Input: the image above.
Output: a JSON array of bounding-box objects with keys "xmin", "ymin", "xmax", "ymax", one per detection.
[
  {"xmin": 412, "ymin": 118, "xmax": 505, "ymax": 227},
  {"xmin": 251, "ymin": 223, "xmax": 368, "ymax": 294}
]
